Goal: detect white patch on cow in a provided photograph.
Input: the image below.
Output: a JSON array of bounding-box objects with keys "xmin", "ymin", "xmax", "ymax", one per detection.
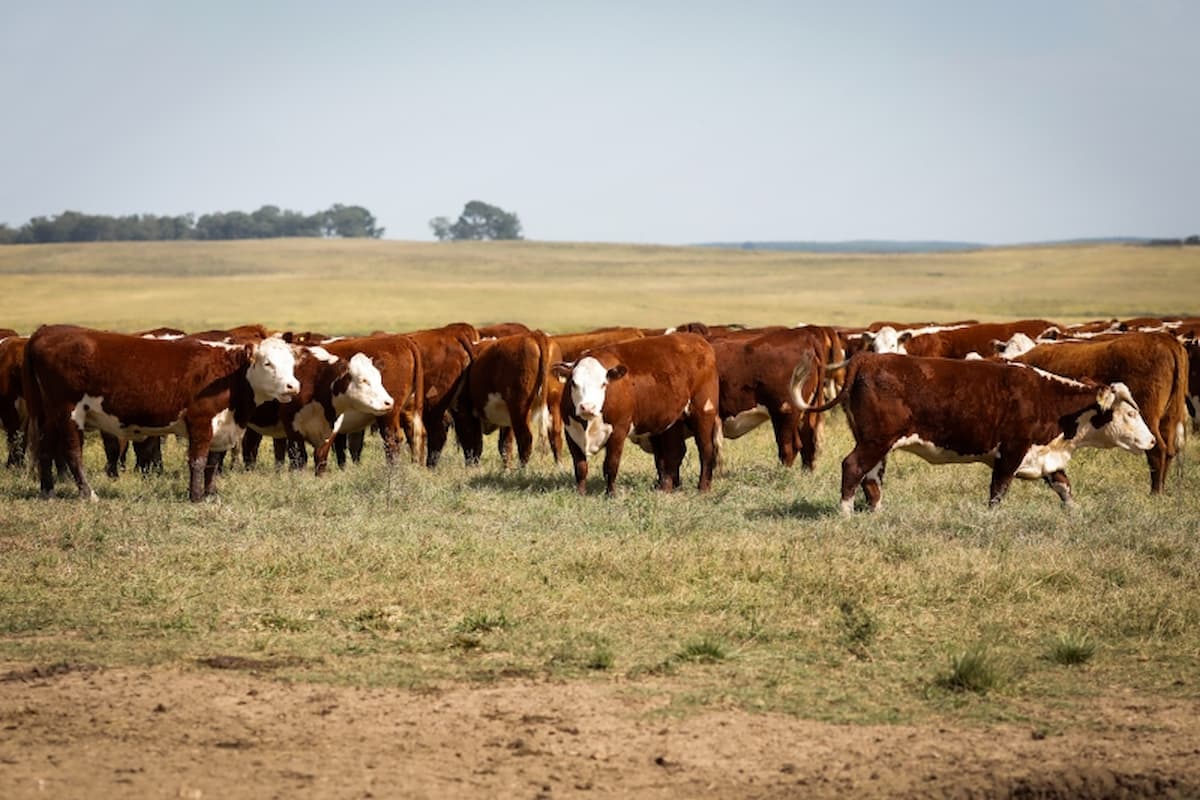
[
  {"xmin": 839, "ymin": 498, "xmax": 854, "ymax": 516},
  {"xmin": 997, "ymin": 332, "xmax": 1037, "ymax": 359},
  {"xmin": 722, "ymin": 405, "xmax": 770, "ymax": 439},
  {"xmin": 663, "ymin": 327, "xmax": 677, "ymax": 335},
  {"xmin": 483, "ymin": 392, "xmax": 512, "ymax": 427},
  {"xmin": 703, "ymin": 398, "xmax": 715, "ymax": 413},
  {"xmin": 565, "ymin": 415, "xmax": 613, "ymax": 456},
  {"xmin": 307, "ymin": 346, "xmax": 338, "ymax": 364},
  {"xmin": 964, "ymin": 352, "xmax": 983, "ymax": 360},
  {"xmin": 209, "ymin": 409, "xmax": 244, "ymax": 452},
  {"xmin": 1011, "ymin": 362, "xmax": 1091, "ymax": 389},
  {"xmin": 330, "ymin": 409, "xmax": 375, "ymax": 437},
  {"xmin": 340, "ymin": 353, "xmax": 393, "ymax": 414},
  {"xmin": 531, "ymin": 403, "xmax": 550, "ymax": 441},
  {"xmin": 196, "ymin": 339, "xmax": 240, "ymax": 350},
  {"xmin": 142, "ymin": 333, "xmax": 184, "ymax": 341},
  {"xmin": 892, "ymin": 433, "xmax": 996, "ymax": 465},
  {"xmin": 868, "ymin": 326, "xmax": 904, "ymax": 354},
  {"xmin": 1177, "ymin": 421, "xmax": 1187, "ymax": 452},
  {"xmin": 628, "ymin": 423, "xmax": 654, "ymax": 453},
  {"xmin": 569, "ymin": 357, "xmax": 611, "ymax": 419},
  {"xmin": 71, "ymin": 394, "xmax": 187, "ymax": 439},
  {"xmin": 248, "ymin": 337, "xmax": 301, "ymax": 404},
  {"xmin": 1080, "ymin": 398, "xmax": 1156, "ymax": 453},
  {"xmin": 294, "ymin": 401, "xmax": 333, "ymax": 445}
]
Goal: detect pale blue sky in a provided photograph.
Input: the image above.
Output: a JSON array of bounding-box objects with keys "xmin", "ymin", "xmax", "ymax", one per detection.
[{"xmin": 3, "ymin": 1, "xmax": 1196, "ymax": 243}]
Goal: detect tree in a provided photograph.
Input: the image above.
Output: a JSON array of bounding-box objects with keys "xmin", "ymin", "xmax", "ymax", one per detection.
[
  {"xmin": 321, "ymin": 204, "xmax": 384, "ymax": 238},
  {"xmin": 434, "ymin": 200, "xmax": 523, "ymax": 241}
]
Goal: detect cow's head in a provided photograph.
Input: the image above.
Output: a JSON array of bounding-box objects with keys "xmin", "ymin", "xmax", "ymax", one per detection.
[
  {"xmin": 993, "ymin": 332, "xmax": 1037, "ymax": 359},
  {"xmin": 337, "ymin": 353, "xmax": 394, "ymax": 414},
  {"xmin": 1082, "ymin": 382, "xmax": 1155, "ymax": 452},
  {"xmin": 552, "ymin": 356, "xmax": 627, "ymax": 419},
  {"xmin": 866, "ymin": 326, "xmax": 907, "ymax": 354},
  {"xmin": 247, "ymin": 336, "xmax": 301, "ymax": 404}
]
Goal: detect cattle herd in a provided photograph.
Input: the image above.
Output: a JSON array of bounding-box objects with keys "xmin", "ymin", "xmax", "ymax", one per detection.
[{"xmin": 0, "ymin": 315, "xmax": 1196, "ymax": 512}]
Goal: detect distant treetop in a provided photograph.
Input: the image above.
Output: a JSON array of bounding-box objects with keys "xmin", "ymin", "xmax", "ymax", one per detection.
[
  {"xmin": 430, "ymin": 200, "xmax": 523, "ymax": 241},
  {"xmin": 0, "ymin": 204, "xmax": 384, "ymax": 244}
]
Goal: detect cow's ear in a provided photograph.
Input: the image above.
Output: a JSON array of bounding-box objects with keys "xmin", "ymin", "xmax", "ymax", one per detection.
[
  {"xmin": 244, "ymin": 342, "xmax": 256, "ymax": 359},
  {"xmin": 897, "ymin": 331, "xmax": 913, "ymax": 344},
  {"xmin": 607, "ymin": 364, "xmax": 628, "ymax": 381},
  {"xmin": 991, "ymin": 339, "xmax": 1006, "ymax": 354},
  {"xmin": 551, "ymin": 362, "xmax": 574, "ymax": 383},
  {"xmin": 279, "ymin": 331, "xmax": 295, "ymax": 344},
  {"xmin": 1096, "ymin": 386, "xmax": 1116, "ymax": 411}
]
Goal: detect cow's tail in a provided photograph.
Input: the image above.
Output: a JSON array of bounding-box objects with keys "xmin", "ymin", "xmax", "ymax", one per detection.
[
  {"xmin": 21, "ymin": 336, "xmax": 43, "ymax": 479},
  {"xmin": 791, "ymin": 353, "xmax": 852, "ymax": 415},
  {"xmin": 530, "ymin": 330, "xmax": 552, "ymax": 445},
  {"xmin": 406, "ymin": 336, "xmax": 427, "ymax": 466},
  {"xmin": 1170, "ymin": 339, "xmax": 1188, "ymax": 485}
]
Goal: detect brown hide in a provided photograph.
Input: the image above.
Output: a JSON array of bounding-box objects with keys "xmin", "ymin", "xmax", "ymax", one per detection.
[
  {"xmin": 808, "ymin": 353, "xmax": 1126, "ymax": 509},
  {"xmin": 0, "ymin": 337, "xmax": 28, "ymax": 467},
  {"xmin": 1016, "ymin": 332, "xmax": 1188, "ymax": 493},
  {"xmin": 552, "ymin": 327, "xmax": 644, "ymax": 361},
  {"xmin": 24, "ymin": 325, "xmax": 263, "ymax": 501},
  {"xmin": 556, "ymin": 333, "xmax": 720, "ymax": 496},
  {"xmin": 476, "ymin": 322, "xmax": 531, "ymax": 339},
  {"xmin": 711, "ymin": 327, "xmax": 828, "ymax": 468},
  {"xmin": 319, "ymin": 335, "xmax": 425, "ymax": 471},
  {"xmin": 902, "ymin": 320, "xmax": 1059, "ymax": 358},
  {"xmin": 404, "ymin": 323, "xmax": 479, "ymax": 467},
  {"xmin": 464, "ymin": 331, "xmax": 560, "ymax": 467}
]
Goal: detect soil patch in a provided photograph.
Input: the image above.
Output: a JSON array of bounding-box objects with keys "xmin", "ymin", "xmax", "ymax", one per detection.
[{"xmin": 1, "ymin": 662, "xmax": 1198, "ymax": 798}]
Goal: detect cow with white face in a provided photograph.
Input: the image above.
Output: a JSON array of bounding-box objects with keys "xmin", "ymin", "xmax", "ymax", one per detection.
[
  {"xmin": 553, "ymin": 333, "xmax": 721, "ymax": 496},
  {"xmin": 24, "ymin": 325, "xmax": 301, "ymax": 501},
  {"xmin": 793, "ymin": 352, "xmax": 1155, "ymax": 513}
]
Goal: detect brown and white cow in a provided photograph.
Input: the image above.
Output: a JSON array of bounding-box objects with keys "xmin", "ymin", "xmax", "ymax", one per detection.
[
  {"xmin": 710, "ymin": 327, "xmax": 828, "ymax": 468},
  {"xmin": 0, "ymin": 335, "xmax": 28, "ymax": 467},
  {"xmin": 315, "ymin": 334, "xmax": 424, "ymax": 471},
  {"xmin": 405, "ymin": 323, "xmax": 480, "ymax": 467},
  {"xmin": 876, "ymin": 319, "xmax": 1060, "ymax": 359},
  {"xmin": 241, "ymin": 344, "xmax": 395, "ymax": 475},
  {"xmin": 24, "ymin": 325, "xmax": 300, "ymax": 501},
  {"xmin": 553, "ymin": 333, "xmax": 721, "ymax": 496},
  {"xmin": 1014, "ymin": 332, "xmax": 1189, "ymax": 494},
  {"xmin": 460, "ymin": 330, "xmax": 561, "ymax": 467},
  {"xmin": 793, "ymin": 352, "xmax": 1155, "ymax": 513}
]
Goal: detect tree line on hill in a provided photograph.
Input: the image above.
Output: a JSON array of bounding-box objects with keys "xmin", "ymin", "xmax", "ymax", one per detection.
[{"xmin": 0, "ymin": 204, "xmax": 383, "ymax": 244}]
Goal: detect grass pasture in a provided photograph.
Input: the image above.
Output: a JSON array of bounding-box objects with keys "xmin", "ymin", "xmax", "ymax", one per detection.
[{"xmin": 1, "ymin": 239, "xmax": 1198, "ymax": 732}]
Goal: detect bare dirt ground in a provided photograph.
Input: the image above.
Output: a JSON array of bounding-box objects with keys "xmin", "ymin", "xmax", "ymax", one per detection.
[{"xmin": 2, "ymin": 661, "xmax": 1198, "ymax": 799}]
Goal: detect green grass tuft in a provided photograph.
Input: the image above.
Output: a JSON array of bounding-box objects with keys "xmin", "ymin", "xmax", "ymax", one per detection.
[
  {"xmin": 1048, "ymin": 631, "xmax": 1097, "ymax": 666},
  {"xmin": 937, "ymin": 645, "xmax": 1002, "ymax": 694}
]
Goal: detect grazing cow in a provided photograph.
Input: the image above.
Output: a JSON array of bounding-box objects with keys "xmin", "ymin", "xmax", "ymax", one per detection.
[
  {"xmin": 553, "ymin": 333, "xmax": 721, "ymax": 496},
  {"xmin": 1014, "ymin": 332, "xmax": 1189, "ymax": 493},
  {"xmin": 405, "ymin": 323, "xmax": 480, "ymax": 467},
  {"xmin": 316, "ymin": 334, "xmax": 424, "ymax": 471},
  {"xmin": 1, "ymin": 336, "xmax": 28, "ymax": 467},
  {"xmin": 710, "ymin": 327, "xmax": 828, "ymax": 468},
  {"xmin": 24, "ymin": 325, "xmax": 300, "ymax": 501},
  {"xmin": 793, "ymin": 353, "xmax": 1155, "ymax": 513},
  {"xmin": 883, "ymin": 320, "xmax": 1060, "ymax": 359},
  {"xmin": 460, "ymin": 330, "xmax": 561, "ymax": 467},
  {"xmin": 245, "ymin": 344, "xmax": 395, "ymax": 475}
]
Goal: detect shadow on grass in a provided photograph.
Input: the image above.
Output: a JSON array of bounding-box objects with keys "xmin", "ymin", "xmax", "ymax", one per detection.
[
  {"xmin": 466, "ymin": 470, "xmax": 573, "ymax": 494},
  {"xmin": 749, "ymin": 497, "xmax": 836, "ymax": 520}
]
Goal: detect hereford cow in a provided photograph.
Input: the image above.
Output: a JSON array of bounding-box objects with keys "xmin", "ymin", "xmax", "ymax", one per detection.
[
  {"xmin": 243, "ymin": 344, "xmax": 395, "ymax": 475},
  {"xmin": 476, "ymin": 322, "xmax": 531, "ymax": 339},
  {"xmin": 793, "ymin": 352, "xmax": 1155, "ymax": 513},
  {"xmin": 405, "ymin": 323, "xmax": 479, "ymax": 467},
  {"xmin": 710, "ymin": 327, "xmax": 828, "ymax": 468},
  {"xmin": 883, "ymin": 320, "xmax": 1060, "ymax": 359},
  {"xmin": 459, "ymin": 330, "xmax": 561, "ymax": 467},
  {"xmin": 1185, "ymin": 339, "xmax": 1200, "ymax": 433},
  {"xmin": 553, "ymin": 333, "xmax": 721, "ymax": 496},
  {"xmin": 24, "ymin": 325, "xmax": 300, "ymax": 501},
  {"xmin": 1014, "ymin": 332, "xmax": 1189, "ymax": 493},
  {"xmin": 316, "ymin": 334, "xmax": 424, "ymax": 471},
  {"xmin": 1, "ymin": 336, "xmax": 28, "ymax": 467}
]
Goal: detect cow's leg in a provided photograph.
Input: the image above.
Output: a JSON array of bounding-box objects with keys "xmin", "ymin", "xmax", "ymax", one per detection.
[
  {"xmin": 988, "ymin": 446, "xmax": 1029, "ymax": 506},
  {"xmin": 61, "ymin": 423, "xmax": 94, "ymax": 501},
  {"xmin": 548, "ymin": 404, "xmax": 563, "ymax": 464},
  {"xmin": 563, "ymin": 434, "xmax": 588, "ymax": 494},
  {"xmin": 203, "ymin": 450, "xmax": 223, "ymax": 497},
  {"xmin": 241, "ymin": 428, "xmax": 263, "ymax": 470},
  {"xmin": 285, "ymin": 436, "xmax": 306, "ymax": 469},
  {"xmin": 102, "ymin": 433, "xmax": 123, "ymax": 478},
  {"xmin": 839, "ymin": 444, "xmax": 888, "ymax": 515},
  {"xmin": 861, "ymin": 457, "xmax": 887, "ymax": 511},
  {"xmin": 4, "ymin": 426, "xmax": 22, "ymax": 468},
  {"xmin": 186, "ymin": 433, "xmax": 214, "ymax": 502},
  {"xmin": 798, "ymin": 411, "xmax": 823, "ymax": 471},
  {"xmin": 1043, "ymin": 470, "xmax": 1075, "ymax": 507},
  {"xmin": 768, "ymin": 410, "xmax": 799, "ymax": 467},
  {"xmin": 693, "ymin": 415, "xmax": 719, "ymax": 493},
  {"xmin": 348, "ymin": 430, "xmax": 366, "ymax": 464},
  {"xmin": 134, "ymin": 436, "xmax": 163, "ymax": 475},
  {"xmin": 377, "ymin": 416, "xmax": 404, "ymax": 466},
  {"xmin": 653, "ymin": 429, "xmax": 687, "ymax": 492},
  {"xmin": 1146, "ymin": 443, "xmax": 1168, "ymax": 494},
  {"xmin": 602, "ymin": 434, "xmax": 627, "ymax": 497},
  {"xmin": 497, "ymin": 427, "xmax": 515, "ymax": 469},
  {"xmin": 423, "ymin": 408, "xmax": 451, "ymax": 468},
  {"xmin": 513, "ymin": 418, "xmax": 536, "ymax": 469},
  {"xmin": 454, "ymin": 408, "xmax": 484, "ymax": 467},
  {"xmin": 334, "ymin": 433, "xmax": 348, "ymax": 468},
  {"xmin": 401, "ymin": 409, "xmax": 426, "ymax": 465}
]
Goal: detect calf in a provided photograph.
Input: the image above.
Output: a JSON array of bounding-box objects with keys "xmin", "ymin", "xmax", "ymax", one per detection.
[
  {"xmin": 1015, "ymin": 332, "xmax": 1189, "ymax": 493},
  {"xmin": 889, "ymin": 320, "xmax": 1059, "ymax": 359},
  {"xmin": 794, "ymin": 352, "xmax": 1155, "ymax": 513},
  {"xmin": 24, "ymin": 325, "xmax": 300, "ymax": 501},
  {"xmin": 553, "ymin": 333, "xmax": 721, "ymax": 496}
]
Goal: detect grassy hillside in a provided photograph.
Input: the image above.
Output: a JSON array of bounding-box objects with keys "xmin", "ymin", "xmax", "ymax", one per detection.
[{"xmin": 1, "ymin": 238, "xmax": 1196, "ymax": 333}]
